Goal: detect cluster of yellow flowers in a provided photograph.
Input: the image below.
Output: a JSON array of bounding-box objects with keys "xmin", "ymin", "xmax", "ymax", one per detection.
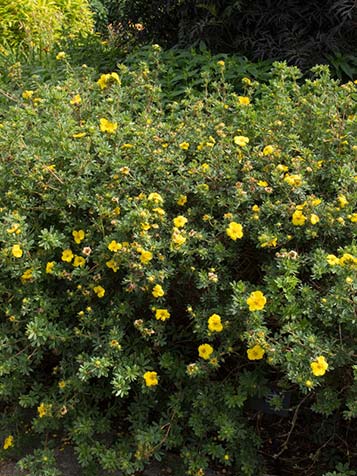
[
  {"xmin": 100, "ymin": 118, "xmax": 118, "ymax": 134},
  {"xmin": 97, "ymin": 72, "xmax": 120, "ymax": 90},
  {"xmin": 326, "ymin": 252, "xmax": 357, "ymax": 268},
  {"xmin": 3, "ymin": 435, "xmax": 14, "ymax": 450},
  {"xmin": 152, "ymin": 284, "xmax": 164, "ymax": 298},
  {"xmin": 291, "ymin": 206, "xmax": 320, "ymax": 226}
]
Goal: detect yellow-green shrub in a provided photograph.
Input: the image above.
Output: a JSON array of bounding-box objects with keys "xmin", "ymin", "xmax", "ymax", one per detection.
[
  {"xmin": 0, "ymin": 0, "xmax": 93, "ymax": 53},
  {"xmin": 0, "ymin": 49, "xmax": 356, "ymax": 476}
]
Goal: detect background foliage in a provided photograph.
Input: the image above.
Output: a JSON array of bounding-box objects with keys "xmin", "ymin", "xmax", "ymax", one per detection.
[
  {"xmin": 105, "ymin": 0, "xmax": 357, "ymax": 73},
  {"xmin": 0, "ymin": 0, "xmax": 93, "ymax": 52}
]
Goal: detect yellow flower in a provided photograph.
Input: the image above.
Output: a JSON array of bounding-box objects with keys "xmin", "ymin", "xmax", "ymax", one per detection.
[
  {"xmin": 141, "ymin": 222, "xmax": 151, "ymax": 231},
  {"xmin": 72, "ymin": 229, "xmax": 85, "ymax": 244},
  {"xmin": 337, "ymin": 194, "xmax": 348, "ymax": 208},
  {"xmin": 106, "ymin": 259, "xmax": 119, "ymax": 272},
  {"xmin": 238, "ymin": 96, "xmax": 250, "ymax": 105},
  {"xmin": 148, "ymin": 192, "xmax": 163, "ymax": 204},
  {"xmin": 233, "ymin": 135, "xmax": 249, "ymax": 147},
  {"xmin": 259, "ymin": 235, "xmax": 278, "ymax": 248},
  {"xmin": 152, "ymin": 284, "xmax": 164, "ymax": 298},
  {"xmin": 226, "ymin": 222, "xmax": 243, "ymax": 240},
  {"xmin": 257, "ymin": 180, "xmax": 268, "ymax": 187},
  {"xmin": 6, "ymin": 223, "xmax": 21, "ymax": 234},
  {"xmin": 99, "ymin": 118, "xmax": 118, "ymax": 134},
  {"xmin": 73, "ymin": 256, "xmax": 85, "ymax": 267},
  {"xmin": 177, "ymin": 195, "xmax": 187, "ymax": 206},
  {"xmin": 140, "ymin": 250, "xmax": 153, "ymax": 264},
  {"xmin": 109, "ymin": 339, "xmax": 121, "ymax": 349},
  {"xmin": 179, "ymin": 142, "xmax": 190, "ymax": 150},
  {"xmin": 155, "ymin": 308, "xmax": 170, "ymax": 321},
  {"xmin": 37, "ymin": 402, "xmax": 49, "ymax": 418},
  {"xmin": 263, "ymin": 145, "xmax": 274, "ymax": 155},
  {"xmin": 93, "ymin": 285, "xmax": 105, "ymax": 298},
  {"xmin": 21, "ymin": 269, "xmax": 33, "ymax": 280},
  {"xmin": 173, "ymin": 215, "xmax": 188, "ymax": 228},
  {"xmin": 198, "ymin": 343, "xmax": 214, "ymax": 360},
  {"xmin": 113, "ymin": 206, "xmax": 121, "ymax": 215},
  {"xmin": 217, "ymin": 60, "xmax": 225, "ymax": 67},
  {"xmin": 310, "ymin": 214, "xmax": 320, "ymax": 225},
  {"xmin": 143, "ymin": 371, "xmax": 158, "ymax": 387},
  {"xmin": 97, "ymin": 72, "xmax": 120, "ymax": 90},
  {"xmin": 97, "ymin": 74, "xmax": 109, "ymax": 89},
  {"xmin": 292, "ymin": 210, "xmax": 307, "ymax": 226},
  {"xmin": 208, "ymin": 313, "xmax": 223, "ymax": 332},
  {"xmin": 22, "ymin": 90, "xmax": 34, "ymax": 100},
  {"xmin": 171, "ymin": 228, "xmax": 186, "ymax": 247},
  {"xmin": 310, "ymin": 356, "xmax": 328, "ymax": 376},
  {"xmin": 284, "ymin": 174, "xmax": 302, "ymax": 187},
  {"xmin": 46, "ymin": 261, "xmax": 55, "ymax": 274},
  {"xmin": 326, "ymin": 254, "xmax": 340, "ymax": 266},
  {"xmin": 58, "ymin": 380, "xmax": 66, "ymax": 389},
  {"xmin": 247, "ymin": 344, "xmax": 265, "ymax": 360},
  {"xmin": 276, "ymin": 164, "xmax": 288, "ymax": 172},
  {"xmin": 72, "ymin": 132, "xmax": 87, "ymax": 139},
  {"xmin": 3, "ymin": 435, "xmax": 14, "ymax": 450},
  {"xmin": 12, "ymin": 244, "xmax": 23, "ymax": 258},
  {"xmin": 119, "ymin": 166, "xmax": 130, "ymax": 176},
  {"xmin": 62, "ymin": 249, "xmax": 74, "ymax": 263},
  {"xmin": 339, "ymin": 253, "xmax": 357, "ymax": 266},
  {"xmin": 108, "ymin": 240, "xmax": 122, "ymax": 252},
  {"xmin": 242, "ymin": 77, "xmax": 251, "ymax": 85},
  {"xmin": 56, "ymin": 51, "xmax": 66, "ymax": 60},
  {"xmin": 246, "ymin": 291, "xmax": 267, "ymax": 311},
  {"xmin": 305, "ymin": 380, "xmax": 314, "ymax": 388},
  {"xmin": 349, "ymin": 213, "xmax": 357, "ymax": 222},
  {"xmin": 70, "ymin": 94, "xmax": 81, "ymax": 105},
  {"xmin": 153, "ymin": 207, "xmax": 165, "ymax": 217}
]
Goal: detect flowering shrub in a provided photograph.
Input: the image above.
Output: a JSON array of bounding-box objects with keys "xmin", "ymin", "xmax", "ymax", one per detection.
[{"xmin": 0, "ymin": 51, "xmax": 356, "ymax": 475}]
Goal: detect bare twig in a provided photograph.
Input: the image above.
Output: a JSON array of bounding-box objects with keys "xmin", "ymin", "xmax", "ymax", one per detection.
[
  {"xmin": 43, "ymin": 165, "xmax": 64, "ymax": 184},
  {"xmin": 0, "ymin": 87, "xmax": 18, "ymax": 103},
  {"xmin": 273, "ymin": 393, "xmax": 310, "ymax": 459}
]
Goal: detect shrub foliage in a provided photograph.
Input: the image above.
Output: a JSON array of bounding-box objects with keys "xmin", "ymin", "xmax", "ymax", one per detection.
[{"xmin": 0, "ymin": 50, "xmax": 356, "ymax": 475}]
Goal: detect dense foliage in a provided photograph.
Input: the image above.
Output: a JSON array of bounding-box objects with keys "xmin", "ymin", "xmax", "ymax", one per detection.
[
  {"xmin": 0, "ymin": 0, "xmax": 93, "ymax": 52},
  {"xmin": 106, "ymin": 0, "xmax": 357, "ymax": 72},
  {"xmin": 0, "ymin": 48, "xmax": 356, "ymax": 476}
]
